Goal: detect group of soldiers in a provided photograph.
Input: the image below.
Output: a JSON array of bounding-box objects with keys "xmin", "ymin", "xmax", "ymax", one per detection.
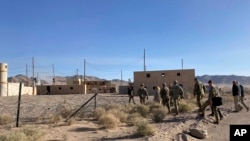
[
  {"xmin": 128, "ymin": 78, "xmax": 249, "ymax": 125},
  {"xmin": 128, "ymin": 80, "xmax": 184, "ymax": 115}
]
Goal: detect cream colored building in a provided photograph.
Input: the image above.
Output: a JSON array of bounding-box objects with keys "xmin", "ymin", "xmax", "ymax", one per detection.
[{"xmin": 134, "ymin": 69, "xmax": 195, "ymax": 96}]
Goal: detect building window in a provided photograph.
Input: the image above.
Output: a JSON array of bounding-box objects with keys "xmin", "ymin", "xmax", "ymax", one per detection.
[
  {"xmin": 70, "ymin": 87, "xmax": 73, "ymax": 90},
  {"xmin": 5, "ymin": 65, "xmax": 7, "ymax": 69},
  {"xmin": 59, "ymin": 87, "xmax": 62, "ymax": 90},
  {"xmin": 161, "ymin": 73, "xmax": 165, "ymax": 77},
  {"xmin": 177, "ymin": 72, "xmax": 181, "ymax": 76},
  {"xmin": 87, "ymin": 83, "xmax": 89, "ymax": 85},
  {"xmin": 95, "ymin": 82, "xmax": 97, "ymax": 85},
  {"xmin": 146, "ymin": 73, "xmax": 150, "ymax": 78}
]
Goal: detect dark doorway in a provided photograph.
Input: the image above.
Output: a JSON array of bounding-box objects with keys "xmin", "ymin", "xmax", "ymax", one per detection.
[{"xmin": 46, "ymin": 86, "xmax": 51, "ymax": 95}]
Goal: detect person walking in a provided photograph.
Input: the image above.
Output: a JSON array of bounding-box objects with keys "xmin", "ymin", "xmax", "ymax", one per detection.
[
  {"xmin": 232, "ymin": 80, "xmax": 243, "ymax": 112},
  {"xmin": 170, "ymin": 80, "xmax": 184, "ymax": 115},
  {"xmin": 199, "ymin": 80, "xmax": 223, "ymax": 124},
  {"xmin": 153, "ymin": 86, "xmax": 161, "ymax": 103},
  {"xmin": 137, "ymin": 83, "xmax": 148, "ymax": 105},
  {"xmin": 238, "ymin": 82, "xmax": 249, "ymax": 112},
  {"xmin": 128, "ymin": 85, "xmax": 136, "ymax": 104},
  {"xmin": 193, "ymin": 78, "xmax": 206, "ymax": 110},
  {"xmin": 160, "ymin": 83, "xmax": 170, "ymax": 113}
]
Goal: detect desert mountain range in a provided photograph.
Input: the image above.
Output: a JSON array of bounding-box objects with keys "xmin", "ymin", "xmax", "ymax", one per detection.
[{"xmin": 7, "ymin": 74, "xmax": 250, "ymax": 86}]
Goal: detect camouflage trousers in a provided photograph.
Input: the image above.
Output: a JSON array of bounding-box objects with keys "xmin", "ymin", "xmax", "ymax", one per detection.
[
  {"xmin": 173, "ymin": 97, "xmax": 180, "ymax": 115},
  {"xmin": 162, "ymin": 98, "xmax": 171, "ymax": 113},
  {"xmin": 128, "ymin": 95, "xmax": 135, "ymax": 104},
  {"xmin": 196, "ymin": 94, "xmax": 204, "ymax": 109}
]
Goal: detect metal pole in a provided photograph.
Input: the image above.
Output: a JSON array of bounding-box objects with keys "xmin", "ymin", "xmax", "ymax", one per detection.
[
  {"xmin": 84, "ymin": 59, "xmax": 86, "ymax": 94},
  {"xmin": 32, "ymin": 57, "xmax": 35, "ymax": 95},
  {"xmin": 16, "ymin": 82, "xmax": 22, "ymax": 127}
]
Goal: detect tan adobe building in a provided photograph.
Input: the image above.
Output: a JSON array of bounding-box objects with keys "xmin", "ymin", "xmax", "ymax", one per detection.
[
  {"xmin": 37, "ymin": 79, "xmax": 117, "ymax": 95},
  {"xmin": 133, "ymin": 69, "xmax": 195, "ymax": 96}
]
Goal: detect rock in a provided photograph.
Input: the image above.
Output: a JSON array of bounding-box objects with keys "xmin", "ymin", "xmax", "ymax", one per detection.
[{"xmin": 190, "ymin": 128, "xmax": 207, "ymax": 139}]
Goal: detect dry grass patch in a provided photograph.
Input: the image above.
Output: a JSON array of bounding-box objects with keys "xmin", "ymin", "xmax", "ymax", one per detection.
[
  {"xmin": 98, "ymin": 113, "xmax": 120, "ymax": 129},
  {"xmin": 93, "ymin": 107, "xmax": 106, "ymax": 120},
  {"xmin": 107, "ymin": 109, "xmax": 128, "ymax": 123},
  {"xmin": 135, "ymin": 121, "xmax": 155, "ymax": 137},
  {"xmin": 178, "ymin": 100, "xmax": 196, "ymax": 113},
  {"xmin": 0, "ymin": 126, "xmax": 44, "ymax": 141},
  {"xmin": 0, "ymin": 114, "xmax": 12, "ymax": 125},
  {"xmin": 126, "ymin": 113, "xmax": 144, "ymax": 126},
  {"xmin": 151, "ymin": 108, "xmax": 167, "ymax": 123},
  {"xmin": 132, "ymin": 105, "xmax": 150, "ymax": 118}
]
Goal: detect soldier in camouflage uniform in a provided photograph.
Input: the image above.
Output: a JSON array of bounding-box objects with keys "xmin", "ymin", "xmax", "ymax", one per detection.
[
  {"xmin": 199, "ymin": 80, "xmax": 223, "ymax": 124},
  {"xmin": 193, "ymin": 78, "xmax": 206, "ymax": 110},
  {"xmin": 160, "ymin": 83, "xmax": 171, "ymax": 113},
  {"xmin": 128, "ymin": 85, "xmax": 136, "ymax": 104},
  {"xmin": 137, "ymin": 83, "xmax": 148, "ymax": 105},
  {"xmin": 170, "ymin": 80, "xmax": 184, "ymax": 115}
]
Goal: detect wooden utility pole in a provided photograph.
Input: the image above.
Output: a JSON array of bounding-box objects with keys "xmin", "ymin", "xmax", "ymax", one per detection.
[
  {"xmin": 26, "ymin": 64, "xmax": 28, "ymax": 86},
  {"xmin": 144, "ymin": 49, "xmax": 146, "ymax": 71},
  {"xmin": 121, "ymin": 70, "xmax": 123, "ymax": 86},
  {"xmin": 16, "ymin": 82, "xmax": 22, "ymax": 127},
  {"xmin": 52, "ymin": 64, "xmax": 55, "ymax": 85},
  {"xmin": 32, "ymin": 57, "xmax": 35, "ymax": 95},
  {"xmin": 84, "ymin": 59, "xmax": 86, "ymax": 94}
]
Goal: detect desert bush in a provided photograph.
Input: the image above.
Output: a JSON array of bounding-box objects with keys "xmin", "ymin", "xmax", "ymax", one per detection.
[
  {"xmin": 98, "ymin": 113, "xmax": 120, "ymax": 129},
  {"xmin": 107, "ymin": 109, "xmax": 128, "ymax": 123},
  {"xmin": 0, "ymin": 127, "xmax": 44, "ymax": 141},
  {"xmin": 124, "ymin": 104, "xmax": 136, "ymax": 113},
  {"xmin": 93, "ymin": 107, "xmax": 106, "ymax": 120},
  {"xmin": 136, "ymin": 121, "xmax": 155, "ymax": 137},
  {"xmin": 126, "ymin": 113, "xmax": 144, "ymax": 126},
  {"xmin": 46, "ymin": 114, "xmax": 62, "ymax": 124},
  {"xmin": 132, "ymin": 105, "xmax": 150, "ymax": 118},
  {"xmin": 151, "ymin": 108, "xmax": 167, "ymax": 122},
  {"xmin": 0, "ymin": 114, "xmax": 12, "ymax": 125},
  {"xmin": 103, "ymin": 103, "xmax": 123, "ymax": 111},
  {"xmin": 177, "ymin": 100, "xmax": 196, "ymax": 113},
  {"xmin": 148, "ymin": 102, "xmax": 163, "ymax": 112}
]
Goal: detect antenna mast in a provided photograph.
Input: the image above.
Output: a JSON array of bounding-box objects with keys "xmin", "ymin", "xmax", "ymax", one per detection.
[{"xmin": 144, "ymin": 49, "xmax": 146, "ymax": 71}]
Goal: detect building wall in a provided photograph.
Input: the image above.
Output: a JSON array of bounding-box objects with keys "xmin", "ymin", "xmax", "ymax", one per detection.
[
  {"xmin": 7, "ymin": 83, "xmax": 34, "ymax": 96},
  {"xmin": 37, "ymin": 85, "xmax": 84, "ymax": 95},
  {"xmin": 134, "ymin": 69, "xmax": 195, "ymax": 96},
  {"xmin": 84, "ymin": 81, "xmax": 113, "ymax": 93}
]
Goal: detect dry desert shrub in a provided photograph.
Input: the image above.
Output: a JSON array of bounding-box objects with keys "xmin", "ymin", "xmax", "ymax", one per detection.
[
  {"xmin": 132, "ymin": 105, "xmax": 150, "ymax": 118},
  {"xmin": 103, "ymin": 103, "xmax": 123, "ymax": 111},
  {"xmin": 126, "ymin": 113, "xmax": 144, "ymax": 126},
  {"xmin": 178, "ymin": 100, "xmax": 196, "ymax": 113},
  {"xmin": 107, "ymin": 109, "xmax": 128, "ymax": 123},
  {"xmin": 46, "ymin": 114, "xmax": 62, "ymax": 124},
  {"xmin": 0, "ymin": 114, "xmax": 13, "ymax": 125},
  {"xmin": 0, "ymin": 126, "xmax": 44, "ymax": 141},
  {"xmin": 135, "ymin": 121, "xmax": 155, "ymax": 137},
  {"xmin": 148, "ymin": 102, "xmax": 163, "ymax": 112},
  {"xmin": 150, "ymin": 108, "xmax": 167, "ymax": 123},
  {"xmin": 98, "ymin": 113, "xmax": 120, "ymax": 129},
  {"xmin": 93, "ymin": 107, "xmax": 106, "ymax": 120}
]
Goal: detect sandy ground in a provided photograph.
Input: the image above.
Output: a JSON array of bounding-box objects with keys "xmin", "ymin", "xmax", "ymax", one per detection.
[{"xmin": 0, "ymin": 93, "xmax": 249, "ymax": 141}]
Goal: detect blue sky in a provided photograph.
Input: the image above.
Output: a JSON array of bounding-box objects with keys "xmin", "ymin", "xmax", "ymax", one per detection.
[{"xmin": 1, "ymin": 0, "xmax": 250, "ymax": 82}]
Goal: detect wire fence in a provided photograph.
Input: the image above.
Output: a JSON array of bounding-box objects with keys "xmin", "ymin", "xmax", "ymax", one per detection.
[{"xmin": 0, "ymin": 89, "xmax": 129, "ymax": 127}]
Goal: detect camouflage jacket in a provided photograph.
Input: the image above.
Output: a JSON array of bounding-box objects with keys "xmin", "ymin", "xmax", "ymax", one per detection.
[
  {"xmin": 193, "ymin": 80, "xmax": 206, "ymax": 95},
  {"xmin": 160, "ymin": 87, "xmax": 170, "ymax": 100},
  {"xmin": 137, "ymin": 87, "xmax": 148, "ymax": 98},
  {"xmin": 208, "ymin": 86, "xmax": 219, "ymax": 100},
  {"xmin": 170, "ymin": 85, "xmax": 184, "ymax": 99}
]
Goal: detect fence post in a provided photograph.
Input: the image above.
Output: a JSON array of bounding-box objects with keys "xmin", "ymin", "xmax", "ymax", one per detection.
[
  {"xmin": 16, "ymin": 82, "xmax": 22, "ymax": 127},
  {"xmin": 94, "ymin": 93, "xmax": 97, "ymax": 110}
]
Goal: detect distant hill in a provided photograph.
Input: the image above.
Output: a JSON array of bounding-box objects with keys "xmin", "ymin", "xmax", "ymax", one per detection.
[
  {"xmin": 8, "ymin": 74, "xmax": 250, "ymax": 86},
  {"xmin": 196, "ymin": 75, "xmax": 250, "ymax": 85},
  {"xmin": 7, "ymin": 74, "xmax": 129, "ymax": 86}
]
